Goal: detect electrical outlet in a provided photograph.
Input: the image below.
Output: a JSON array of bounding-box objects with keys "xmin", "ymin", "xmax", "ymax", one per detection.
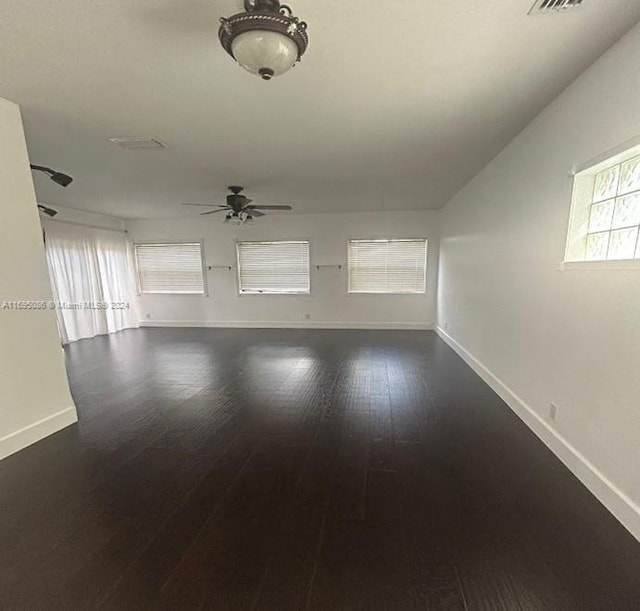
[
  {"xmin": 145, "ymin": 313, "xmax": 152, "ymax": 320},
  {"xmin": 549, "ymin": 402, "xmax": 558, "ymax": 422},
  {"xmin": 304, "ymin": 313, "xmax": 311, "ymax": 320}
]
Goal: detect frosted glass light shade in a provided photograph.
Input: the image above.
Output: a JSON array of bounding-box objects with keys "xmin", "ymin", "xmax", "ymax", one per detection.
[{"xmin": 231, "ymin": 30, "xmax": 299, "ymax": 80}]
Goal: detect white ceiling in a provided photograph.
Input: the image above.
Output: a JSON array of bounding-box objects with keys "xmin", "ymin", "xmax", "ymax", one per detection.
[{"xmin": 1, "ymin": 0, "xmax": 639, "ymax": 218}]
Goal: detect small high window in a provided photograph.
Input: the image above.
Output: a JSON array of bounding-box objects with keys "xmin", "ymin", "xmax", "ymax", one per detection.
[{"xmin": 566, "ymin": 145, "xmax": 640, "ymax": 263}]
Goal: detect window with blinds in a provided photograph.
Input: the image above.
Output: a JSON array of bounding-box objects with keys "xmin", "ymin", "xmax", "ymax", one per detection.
[
  {"xmin": 134, "ymin": 242, "xmax": 206, "ymax": 294},
  {"xmin": 348, "ymin": 239, "xmax": 427, "ymax": 294},
  {"xmin": 236, "ymin": 241, "xmax": 310, "ymax": 294}
]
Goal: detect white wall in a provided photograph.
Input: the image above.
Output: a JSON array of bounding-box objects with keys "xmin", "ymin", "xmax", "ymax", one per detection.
[
  {"xmin": 0, "ymin": 98, "xmax": 77, "ymax": 460},
  {"xmin": 438, "ymin": 24, "xmax": 640, "ymax": 540},
  {"xmin": 127, "ymin": 210, "xmax": 439, "ymax": 329},
  {"xmin": 42, "ymin": 204, "xmax": 125, "ymax": 232}
]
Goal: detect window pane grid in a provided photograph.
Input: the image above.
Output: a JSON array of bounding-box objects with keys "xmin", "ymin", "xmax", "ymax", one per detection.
[
  {"xmin": 134, "ymin": 243, "xmax": 205, "ymax": 294},
  {"xmin": 587, "ymin": 155, "xmax": 640, "ymax": 261},
  {"xmin": 237, "ymin": 241, "xmax": 310, "ymax": 294},
  {"xmin": 348, "ymin": 239, "xmax": 427, "ymax": 294}
]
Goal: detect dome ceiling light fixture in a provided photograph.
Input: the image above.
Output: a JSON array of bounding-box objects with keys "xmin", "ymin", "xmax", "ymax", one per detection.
[{"xmin": 219, "ymin": 0, "xmax": 309, "ymax": 81}]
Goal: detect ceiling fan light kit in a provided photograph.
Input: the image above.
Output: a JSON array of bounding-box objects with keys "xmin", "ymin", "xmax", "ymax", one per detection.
[
  {"xmin": 183, "ymin": 186, "xmax": 293, "ymax": 224},
  {"xmin": 219, "ymin": 0, "xmax": 308, "ymax": 80}
]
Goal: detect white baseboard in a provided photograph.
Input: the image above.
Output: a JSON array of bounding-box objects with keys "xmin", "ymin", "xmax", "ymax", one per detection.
[
  {"xmin": 0, "ymin": 407, "xmax": 78, "ymax": 461},
  {"xmin": 435, "ymin": 326, "xmax": 640, "ymax": 543},
  {"xmin": 139, "ymin": 320, "xmax": 434, "ymax": 331}
]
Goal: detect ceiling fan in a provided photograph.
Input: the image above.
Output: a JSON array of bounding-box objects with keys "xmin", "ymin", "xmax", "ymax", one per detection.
[{"xmin": 182, "ymin": 186, "xmax": 293, "ymax": 223}]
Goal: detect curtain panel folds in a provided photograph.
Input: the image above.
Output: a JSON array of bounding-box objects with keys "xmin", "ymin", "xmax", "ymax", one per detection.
[{"xmin": 43, "ymin": 221, "xmax": 139, "ymax": 343}]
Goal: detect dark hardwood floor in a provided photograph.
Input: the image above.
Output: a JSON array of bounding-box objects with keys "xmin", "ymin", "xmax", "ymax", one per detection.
[{"xmin": 1, "ymin": 328, "xmax": 639, "ymax": 610}]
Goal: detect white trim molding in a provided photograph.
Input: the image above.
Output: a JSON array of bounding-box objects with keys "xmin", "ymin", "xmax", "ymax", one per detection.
[
  {"xmin": 435, "ymin": 326, "xmax": 640, "ymax": 543},
  {"xmin": 0, "ymin": 407, "xmax": 78, "ymax": 461},
  {"xmin": 140, "ymin": 320, "xmax": 434, "ymax": 331},
  {"xmin": 559, "ymin": 260, "xmax": 640, "ymax": 272}
]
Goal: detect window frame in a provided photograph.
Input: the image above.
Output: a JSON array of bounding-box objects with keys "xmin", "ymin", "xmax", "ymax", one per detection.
[
  {"xmin": 346, "ymin": 237, "xmax": 429, "ymax": 295},
  {"xmin": 563, "ymin": 137, "xmax": 640, "ymax": 270},
  {"xmin": 133, "ymin": 240, "xmax": 208, "ymax": 296},
  {"xmin": 235, "ymin": 239, "xmax": 312, "ymax": 296}
]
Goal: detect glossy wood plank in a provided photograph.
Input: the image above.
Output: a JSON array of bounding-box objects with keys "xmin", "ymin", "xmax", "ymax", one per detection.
[{"xmin": 0, "ymin": 328, "xmax": 638, "ymax": 610}]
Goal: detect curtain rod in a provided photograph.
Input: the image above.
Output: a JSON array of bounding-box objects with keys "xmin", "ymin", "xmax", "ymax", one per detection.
[{"xmin": 43, "ymin": 218, "xmax": 127, "ymax": 234}]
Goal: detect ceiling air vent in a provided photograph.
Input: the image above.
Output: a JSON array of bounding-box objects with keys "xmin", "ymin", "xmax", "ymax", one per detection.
[
  {"xmin": 108, "ymin": 137, "xmax": 167, "ymax": 150},
  {"xmin": 529, "ymin": 0, "xmax": 584, "ymax": 14}
]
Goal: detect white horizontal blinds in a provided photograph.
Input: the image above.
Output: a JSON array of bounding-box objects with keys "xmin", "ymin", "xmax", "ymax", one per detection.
[
  {"xmin": 348, "ymin": 239, "xmax": 427, "ymax": 294},
  {"xmin": 237, "ymin": 241, "xmax": 310, "ymax": 294},
  {"xmin": 134, "ymin": 243, "xmax": 205, "ymax": 294}
]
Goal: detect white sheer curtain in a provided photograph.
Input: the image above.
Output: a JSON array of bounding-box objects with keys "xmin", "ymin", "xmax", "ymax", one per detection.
[{"xmin": 43, "ymin": 221, "xmax": 139, "ymax": 344}]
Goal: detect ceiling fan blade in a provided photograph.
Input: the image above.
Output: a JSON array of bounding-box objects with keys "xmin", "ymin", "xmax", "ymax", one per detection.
[
  {"xmin": 246, "ymin": 209, "xmax": 265, "ymax": 217},
  {"xmin": 200, "ymin": 208, "xmax": 228, "ymax": 215},
  {"xmin": 182, "ymin": 203, "xmax": 225, "ymax": 208},
  {"xmin": 247, "ymin": 205, "xmax": 293, "ymax": 211}
]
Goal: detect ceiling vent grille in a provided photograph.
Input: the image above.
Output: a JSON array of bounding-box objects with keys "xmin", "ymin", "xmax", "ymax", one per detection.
[
  {"xmin": 529, "ymin": 0, "xmax": 584, "ymax": 14},
  {"xmin": 108, "ymin": 137, "xmax": 167, "ymax": 150}
]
